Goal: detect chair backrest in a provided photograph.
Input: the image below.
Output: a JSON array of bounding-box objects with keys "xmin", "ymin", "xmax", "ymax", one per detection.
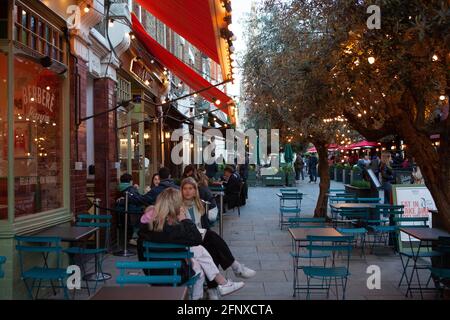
[
  {"xmin": 0, "ymin": 256, "xmax": 6, "ymax": 279},
  {"xmin": 288, "ymin": 217, "xmax": 327, "ymax": 228},
  {"xmin": 356, "ymin": 198, "xmax": 381, "ymax": 204},
  {"xmin": 306, "ymin": 235, "xmax": 354, "ymax": 267},
  {"xmin": 75, "ymin": 213, "xmax": 112, "ymax": 249},
  {"xmin": 338, "ymin": 207, "xmax": 370, "ymax": 220},
  {"xmin": 280, "ymin": 188, "xmax": 298, "ymax": 194},
  {"xmin": 142, "ymin": 241, "xmax": 194, "ymax": 260},
  {"xmin": 116, "ymin": 261, "xmax": 182, "ymax": 286},
  {"xmin": 436, "ymin": 237, "xmax": 450, "ymax": 254},
  {"xmin": 375, "ymin": 204, "xmax": 404, "ymax": 217},
  {"xmin": 15, "ymin": 236, "xmax": 63, "ymax": 274}
]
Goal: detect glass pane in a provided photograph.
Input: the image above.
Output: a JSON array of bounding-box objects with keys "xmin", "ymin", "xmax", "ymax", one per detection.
[
  {"xmin": 0, "ymin": 53, "xmax": 7, "ymax": 220},
  {"xmin": 13, "ymin": 56, "xmax": 63, "ymax": 218},
  {"xmin": 30, "ymin": 15, "xmax": 36, "ymax": 33},
  {"xmin": 21, "ymin": 9, "xmax": 27, "ymax": 27}
]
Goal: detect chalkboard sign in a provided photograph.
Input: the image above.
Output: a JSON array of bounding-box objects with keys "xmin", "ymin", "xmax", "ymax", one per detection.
[{"xmin": 366, "ymin": 169, "xmax": 382, "ymax": 189}]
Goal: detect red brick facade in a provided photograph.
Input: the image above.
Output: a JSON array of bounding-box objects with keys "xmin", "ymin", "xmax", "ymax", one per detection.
[{"xmin": 70, "ymin": 57, "xmax": 88, "ymax": 214}]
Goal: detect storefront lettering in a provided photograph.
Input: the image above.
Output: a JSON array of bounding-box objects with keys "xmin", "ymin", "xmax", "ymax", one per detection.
[
  {"xmin": 27, "ymin": 107, "xmax": 50, "ymax": 124},
  {"xmin": 23, "ymin": 85, "xmax": 55, "ymax": 113}
]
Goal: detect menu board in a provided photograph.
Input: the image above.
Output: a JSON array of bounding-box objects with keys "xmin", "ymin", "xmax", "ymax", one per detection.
[{"xmin": 392, "ymin": 185, "xmax": 435, "ymax": 241}]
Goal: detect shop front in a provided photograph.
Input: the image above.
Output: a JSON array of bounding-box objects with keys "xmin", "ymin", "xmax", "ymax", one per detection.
[
  {"xmin": 116, "ymin": 39, "xmax": 168, "ymax": 193},
  {"xmin": 0, "ymin": 0, "xmax": 70, "ymax": 299}
]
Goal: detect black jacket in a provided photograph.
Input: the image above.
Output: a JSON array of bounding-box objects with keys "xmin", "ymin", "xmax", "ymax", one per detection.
[
  {"xmin": 116, "ymin": 183, "xmax": 149, "ymax": 212},
  {"xmin": 145, "ymin": 179, "xmax": 179, "ymax": 205},
  {"xmin": 205, "ymin": 163, "xmax": 218, "ymax": 179},
  {"xmin": 137, "ymin": 219, "xmax": 202, "ymax": 282},
  {"xmin": 199, "ymin": 185, "xmax": 217, "ymax": 210},
  {"xmin": 381, "ymin": 164, "xmax": 395, "ymax": 184}
]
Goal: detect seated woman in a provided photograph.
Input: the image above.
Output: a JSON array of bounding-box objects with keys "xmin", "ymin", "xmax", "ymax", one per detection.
[
  {"xmin": 180, "ymin": 177, "xmax": 256, "ymax": 299},
  {"xmin": 137, "ymin": 188, "xmax": 244, "ymax": 300}
]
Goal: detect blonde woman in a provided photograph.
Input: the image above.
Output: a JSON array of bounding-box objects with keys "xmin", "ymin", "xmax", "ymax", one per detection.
[
  {"xmin": 380, "ymin": 152, "xmax": 395, "ymax": 204},
  {"xmin": 181, "ymin": 178, "xmax": 256, "ymax": 300},
  {"xmin": 137, "ymin": 188, "xmax": 244, "ymax": 300}
]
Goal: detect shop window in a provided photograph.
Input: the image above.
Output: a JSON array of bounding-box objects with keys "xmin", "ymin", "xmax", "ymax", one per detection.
[
  {"xmin": 13, "ymin": 56, "xmax": 64, "ymax": 218},
  {"xmin": 0, "ymin": 53, "xmax": 7, "ymax": 220}
]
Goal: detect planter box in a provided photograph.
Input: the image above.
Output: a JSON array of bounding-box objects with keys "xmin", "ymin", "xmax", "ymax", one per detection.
[
  {"xmin": 335, "ymin": 168, "xmax": 343, "ymax": 182},
  {"xmin": 345, "ymin": 184, "xmax": 379, "ymax": 198},
  {"xmin": 262, "ymin": 172, "xmax": 285, "ymax": 186},
  {"xmin": 329, "ymin": 167, "xmax": 335, "ymax": 180},
  {"xmin": 247, "ymin": 171, "xmax": 257, "ymax": 187},
  {"xmin": 343, "ymin": 169, "xmax": 351, "ymax": 184}
]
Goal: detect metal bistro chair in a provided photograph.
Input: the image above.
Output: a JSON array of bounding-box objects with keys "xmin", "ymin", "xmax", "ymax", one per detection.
[
  {"xmin": 336, "ymin": 227, "xmax": 368, "ymax": 259},
  {"xmin": 356, "ymin": 197, "xmax": 381, "ymax": 204},
  {"xmin": 142, "ymin": 241, "xmax": 200, "ymax": 299},
  {"xmin": 288, "ymin": 217, "xmax": 327, "ymax": 229},
  {"xmin": 116, "ymin": 261, "xmax": 182, "ymax": 287},
  {"xmin": 280, "ymin": 207, "xmax": 301, "ymax": 230},
  {"xmin": 63, "ymin": 213, "xmax": 112, "ymax": 295},
  {"xmin": 280, "ymin": 189, "xmax": 302, "ymax": 209},
  {"xmin": 366, "ymin": 204, "xmax": 404, "ymax": 254},
  {"xmin": 15, "ymin": 236, "xmax": 69, "ymax": 300},
  {"xmin": 429, "ymin": 236, "xmax": 450, "ymax": 299},
  {"xmin": 394, "ymin": 216, "xmax": 441, "ymax": 298},
  {"xmin": 0, "ymin": 256, "xmax": 6, "ymax": 279},
  {"xmin": 303, "ymin": 235, "xmax": 354, "ymax": 300}
]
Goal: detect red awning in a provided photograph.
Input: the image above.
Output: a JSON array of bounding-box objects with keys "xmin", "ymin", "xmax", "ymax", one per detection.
[
  {"xmin": 131, "ymin": 13, "xmax": 232, "ymax": 115},
  {"xmin": 307, "ymin": 147, "xmax": 317, "ymax": 153},
  {"xmin": 350, "ymin": 140, "xmax": 379, "ymax": 149},
  {"xmin": 137, "ymin": 0, "xmax": 220, "ymax": 64}
]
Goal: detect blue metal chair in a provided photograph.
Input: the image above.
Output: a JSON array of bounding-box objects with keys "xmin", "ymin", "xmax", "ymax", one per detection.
[
  {"xmin": 279, "ymin": 190, "xmax": 303, "ymax": 210},
  {"xmin": 142, "ymin": 241, "xmax": 200, "ymax": 299},
  {"xmin": 280, "ymin": 207, "xmax": 301, "ymax": 229},
  {"xmin": 63, "ymin": 214, "xmax": 112, "ymax": 294},
  {"xmin": 336, "ymin": 227, "xmax": 368, "ymax": 258},
  {"xmin": 356, "ymin": 197, "xmax": 381, "ymax": 204},
  {"xmin": 302, "ymin": 235, "xmax": 354, "ymax": 300},
  {"xmin": 366, "ymin": 204, "xmax": 404, "ymax": 253},
  {"xmin": 116, "ymin": 261, "xmax": 182, "ymax": 286},
  {"xmin": 0, "ymin": 256, "xmax": 6, "ymax": 278},
  {"xmin": 332, "ymin": 207, "xmax": 369, "ymax": 228},
  {"xmin": 429, "ymin": 237, "xmax": 450, "ymax": 299},
  {"xmin": 15, "ymin": 236, "xmax": 69, "ymax": 300},
  {"xmin": 288, "ymin": 217, "xmax": 327, "ymax": 228}
]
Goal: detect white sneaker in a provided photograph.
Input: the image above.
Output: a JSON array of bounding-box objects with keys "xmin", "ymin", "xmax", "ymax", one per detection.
[
  {"xmin": 128, "ymin": 239, "xmax": 137, "ymax": 246},
  {"xmin": 234, "ymin": 265, "xmax": 256, "ymax": 279},
  {"xmin": 218, "ymin": 280, "xmax": 245, "ymax": 296},
  {"xmin": 207, "ymin": 288, "xmax": 220, "ymax": 300}
]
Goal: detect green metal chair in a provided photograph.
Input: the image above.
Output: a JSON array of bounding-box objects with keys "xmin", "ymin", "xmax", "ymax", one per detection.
[
  {"xmin": 366, "ymin": 204, "xmax": 404, "ymax": 253},
  {"xmin": 303, "ymin": 235, "xmax": 354, "ymax": 300},
  {"xmin": 116, "ymin": 261, "xmax": 182, "ymax": 286},
  {"xmin": 429, "ymin": 236, "xmax": 450, "ymax": 299},
  {"xmin": 0, "ymin": 256, "xmax": 6, "ymax": 279},
  {"xmin": 15, "ymin": 236, "xmax": 69, "ymax": 300},
  {"xmin": 288, "ymin": 217, "xmax": 327, "ymax": 228},
  {"xmin": 356, "ymin": 197, "xmax": 381, "ymax": 204},
  {"xmin": 336, "ymin": 227, "xmax": 368, "ymax": 258},
  {"xmin": 280, "ymin": 207, "xmax": 301, "ymax": 230}
]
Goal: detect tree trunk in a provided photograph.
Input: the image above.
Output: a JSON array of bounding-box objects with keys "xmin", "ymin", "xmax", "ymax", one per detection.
[
  {"xmin": 397, "ymin": 119, "xmax": 450, "ymax": 232},
  {"xmin": 314, "ymin": 143, "xmax": 330, "ymax": 218}
]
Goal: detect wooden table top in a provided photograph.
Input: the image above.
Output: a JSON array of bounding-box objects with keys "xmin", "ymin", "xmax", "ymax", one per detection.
[
  {"xmin": 400, "ymin": 227, "xmax": 450, "ymax": 242},
  {"xmin": 288, "ymin": 227, "xmax": 342, "ymax": 241},
  {"xmin": 330, "ymin": 203, "xmax": 376, "ymax": 210},
  {"xmin": 91, "ymin": 286, "xmax": 188, "ymax": 300},
  {"xmin": 32, "ymin": 226, "xmax": 98, "ymax": 242}
]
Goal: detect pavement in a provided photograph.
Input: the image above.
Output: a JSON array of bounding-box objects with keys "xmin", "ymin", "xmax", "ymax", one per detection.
[{"xmin": 48, "ymin": 178, "xmax": 440, "ymax": 300}]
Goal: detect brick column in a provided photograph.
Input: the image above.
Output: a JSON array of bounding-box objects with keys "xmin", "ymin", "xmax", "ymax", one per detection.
[
  {"xmin": 70, "ymin": 57, "xmax": 88, "ymax": 214},
  {"xmin": 93, "ymin": 78, "xmax": 118, "ymax": 214}
]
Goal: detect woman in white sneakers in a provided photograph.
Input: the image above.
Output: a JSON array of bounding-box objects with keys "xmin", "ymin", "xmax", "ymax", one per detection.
[{"xmin": 137, "ymin": 188, "xmax": 244, "ymax": 300}]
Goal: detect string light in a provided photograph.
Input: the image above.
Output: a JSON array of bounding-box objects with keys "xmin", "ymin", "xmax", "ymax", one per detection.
[
  {"xmin": 84, "ymin": 4, "xmax": 91, "ymax": 13},
  {"xmin": 368, "ymin": 57, "xmax": 375, "ymax": 64},
  {"xmin": 440, "ymin": 95, "xmax": 446, "ymax": 101},
  {"xmin": 432, "ymin": 54, "xmax": 439, "ymax": 62}
]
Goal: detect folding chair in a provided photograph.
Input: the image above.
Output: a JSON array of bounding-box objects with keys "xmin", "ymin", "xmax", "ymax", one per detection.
[
  {"xmin": 288, "ymin": 217, "xmax": 327, "ymax": 228},
  {"xmin": 116, "ymin": 261, "xmax": 182, "ymax": 286},
  {"xmin": 303, "ymin": 235, "xmax": 354, "ymax": 300},
  {"xmin": 15, "ymin": 236, "xmax": 69, "ymax": 300},
  {"xmin": 63, "ymin": 213, "xmax": 112, "ymax": 295},
  {"xmin": 142, "ymin": 241, "xmax": 200, "ymax": 299},
  {"xmin": 429, "ymin": 237, "xmax": 450, "ymax": 298},
  {"xmin": 280, "ymin": 207, "xmax": 301, "ymax": 230},
  {"xmin": 366, "ymin": 204, "xmax": 404, "ymax": 253},
  {"xmin": 0, "ymin": 256, "xmax": 6, "ymax": 279},
  {"xmin": 336, "ymin": 227, "xmax": 368, "ymax": 259},
  {"xmin": 356, "ymin": 198, "xmax": 381, "ymax": 204}
]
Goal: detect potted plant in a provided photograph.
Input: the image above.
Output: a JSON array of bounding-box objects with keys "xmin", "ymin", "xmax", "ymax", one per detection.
[
  {"xmin": 335, "ymin": 163, "xmax": 344, "ymax": 182},
  {"xmin": 343, "ymin": 164, "xmax": 352, "ymax": 184},
  {"xmin": 283, "ymin": 165, "xmax": 296, "ymax": 187},
  {"xmin": 351, "ymin": 165, "xmax": 363, "ymax": 184},
  {"xmin": 329, "ymin": 164, "xmax": 335, "ymax": 180},
  {"xmin": 247, "ymin": 165, "xmax": 257, "ymax": 187},
  {"xmin": 345, "ymin": 179, "xmax": 378, "ymax": 198}
]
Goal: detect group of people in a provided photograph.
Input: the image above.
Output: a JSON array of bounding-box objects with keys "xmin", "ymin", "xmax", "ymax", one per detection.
[
  {"xmin": 116, "ymin": 165, "xmax": 255, "ymax": 300},
  {"xmin": 294, "ymin": 154, "xmax": 318, "ymax": 183}
]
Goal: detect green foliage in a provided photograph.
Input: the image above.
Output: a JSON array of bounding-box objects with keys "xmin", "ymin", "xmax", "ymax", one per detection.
[
  {"xmin": 351, "ymin": 180, "xmax": 370, "ymax": 189},
  {"xmin": 352, "ymin": 165, "xmax": 362, "ymax": 172}
]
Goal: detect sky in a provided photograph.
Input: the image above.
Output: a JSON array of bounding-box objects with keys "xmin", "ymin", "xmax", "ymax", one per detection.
[{"xmin": 228, "ymin": 0, "xmax": 256, "ymax": 97}]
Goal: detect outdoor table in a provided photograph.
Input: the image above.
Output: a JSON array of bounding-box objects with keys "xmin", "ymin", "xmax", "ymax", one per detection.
[
  {"xmin": 288, "ymin": 227, "xmax": 342, "ymax": 297},
  {"xmin": 90, "ymin": 286, "xmax": 188, "ymax": 300},
  {"xmin": 32, "ymin": 225, "xmax": 98, "ymax": 242},
  {"xmin": 399, "ymin": 227, "xmax": 450, "ymax": 299},
  {"xmin": 329, "ymin": 203, "xmax": 377, "ymax": 226},
  {"xmin": 210, "ymin": 185, "xmax": 225, "ymax": 237}
]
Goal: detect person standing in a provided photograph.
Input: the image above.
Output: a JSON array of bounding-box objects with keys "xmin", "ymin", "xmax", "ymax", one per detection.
[
  {"xmin": 308, "ymin": 154, "xmax": 318, "ymax": 183},
  {"xmin": 380, "ymin": 152, "xmax": 395, "ymax": 204},
  {"xmin": 294, "ymin": 155, "xmax": 305, "ymax": 181}
]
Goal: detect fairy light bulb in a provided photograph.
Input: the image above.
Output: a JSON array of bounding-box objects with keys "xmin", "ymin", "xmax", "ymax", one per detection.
[{"xmin": 368, "ymin": 57, "xmax": 375, "ymax": 64}]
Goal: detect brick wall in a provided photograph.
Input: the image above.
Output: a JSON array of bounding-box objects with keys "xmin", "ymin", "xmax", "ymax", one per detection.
[
  {"xmin": 70, "ymin": 57, "xmax": 88, "ymax": 214},
  {"xmin": 93, "ymin": 77, "xmax": 118, "ymax": 219}
]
